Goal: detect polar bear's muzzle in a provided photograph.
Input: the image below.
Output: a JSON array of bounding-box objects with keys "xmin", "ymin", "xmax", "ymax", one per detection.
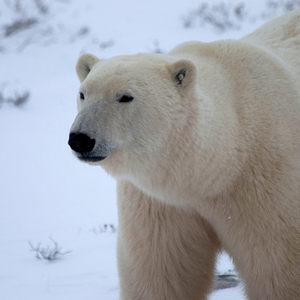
[{"xmin": 68, "ymin": 132, "xmax": 113, "ymax": 163}]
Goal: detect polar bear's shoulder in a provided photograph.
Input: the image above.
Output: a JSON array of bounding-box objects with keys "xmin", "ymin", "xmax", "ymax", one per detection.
[{"xmin": 243, "ymin": 9, "xmax": 300, "ymax": 51}]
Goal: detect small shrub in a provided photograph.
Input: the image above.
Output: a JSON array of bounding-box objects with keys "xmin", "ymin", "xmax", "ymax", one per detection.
[
  {"xmin": 91, "ymin": 224, "xmax": 117, "ymax": 234},
  {"xmin": 99, "ymin": 40, "xmax": 114, "ymax": 50},
  {"xmin": 183, "ymin": 0, "xmax": 300, "ymax": 33},
  {"xmin": 69, "ymin": 26, "xmax": 90, "ymax": 43},
  {"xmin": 4, "ymin": 18, "xmax": 38, "ymax": 37},
  {"xmin": 1, "ymin": 0, "xmax": 81, "ymax": 51},
  {"xmin": 29, "ymin": 238, "xmax": 72, "ymax": 261},
  {"xmin": 0, "ymin": 85, "xmax": 30, "ymax": 108},
  {"xmin": 261, "ymin": 0, "xmax": 300, "ymax": 19},
  {"xmin": 33, "ymin": 0, "xmax": 49, "ymax": 15},
  {"xmin": 183, "ymin": 2, "xmax": 247, "ymax": 33},
  {"xmin": 152, "ymin": 40, "xmax": 164, "ymax": 54},
  {"xmin": 9, "ymin": 90, "xmax": 30, "ymax": 106},
  {"xmin": 4, "ymin": 0, "xmax": 49, "ymax": 15}
]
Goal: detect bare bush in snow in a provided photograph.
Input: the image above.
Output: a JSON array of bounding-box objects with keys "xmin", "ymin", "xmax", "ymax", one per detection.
[
  {"xmin": 29, "ymin": 238, "xmax": 72, "ymax": 261},
  {"xmin": 91, "ymin": 224, "xmax": 117, "ymax": 234},
  {"xmin": 33, "ymin": 0, "xmax": 49, "ymax": 15},
  {"xmin": 99, "ymin": 39, "xmax": 114, "ymax": 50},
  {"xmin": 4, "ymin": 18, "xmax": 38, "ymax": 37},
  {"xmin": 1, "ymin": 0, "xmax": 90, "ymax": 52},
  {"xmin": 4, "ymin": 0, "xmax": 49, "ymax": 15},
  {"xmin": 152, "ymin": 40, "xmax": 164, "ymax": 54},
  {"xmin": 0, "ymin": 84, "xmax": 30, "ymax": 108},
  {"xmin": 183, "ymin": 2, "xmax": 247, "ymax": 32},
  {"xmin": 261, "ymin": 0, "xmax": 300, "ymax": 19},
  {"xmin": 183, "ymin": 0, "xmax": 300, "ymax": 33}
]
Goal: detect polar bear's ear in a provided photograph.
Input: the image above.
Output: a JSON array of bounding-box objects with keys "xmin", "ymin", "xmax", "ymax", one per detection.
[
  {"xmin": 170, "ymin": 59, "xmax": 196, "ymax": 92},
  {"xmin": 76, "ymin": 53, "xmax": 100, "ymax": 82}
]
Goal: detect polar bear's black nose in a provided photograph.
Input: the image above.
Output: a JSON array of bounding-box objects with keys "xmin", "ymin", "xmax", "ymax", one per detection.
[{"xmin": 68, "ymin": 132, "xmax": 95, "ymax": 153}]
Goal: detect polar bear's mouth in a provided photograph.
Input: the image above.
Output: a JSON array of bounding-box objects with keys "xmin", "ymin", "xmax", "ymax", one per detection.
[{"xmin": 78, "ymin": 155, "xmax": 107, "ymax": 163}]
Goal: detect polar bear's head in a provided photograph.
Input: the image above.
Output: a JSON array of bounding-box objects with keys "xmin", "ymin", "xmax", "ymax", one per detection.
[{"xmin": 68, "ymin": 53, "xmax": 197, "ymax": 177}]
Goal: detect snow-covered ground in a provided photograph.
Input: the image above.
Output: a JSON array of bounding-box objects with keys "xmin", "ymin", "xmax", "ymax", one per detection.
[{"xmin": 0, "ymin": 0, "xmax": 296, "ymax": 299}]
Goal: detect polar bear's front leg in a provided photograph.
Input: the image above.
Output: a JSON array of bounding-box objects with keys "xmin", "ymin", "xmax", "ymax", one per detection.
[{"xmin": 117, "ymin": 181, "xmax": 221, "ymax": 300}]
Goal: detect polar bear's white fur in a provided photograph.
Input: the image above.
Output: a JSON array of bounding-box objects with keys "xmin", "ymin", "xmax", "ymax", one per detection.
[{"xmin": 69, "ymin": 10, "xmax": 300, "ymax": 300}]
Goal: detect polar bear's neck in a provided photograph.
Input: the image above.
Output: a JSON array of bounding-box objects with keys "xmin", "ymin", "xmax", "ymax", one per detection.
[{"xmin": 121, "ymin": 92, "xmax": 244, "ymax": 209}]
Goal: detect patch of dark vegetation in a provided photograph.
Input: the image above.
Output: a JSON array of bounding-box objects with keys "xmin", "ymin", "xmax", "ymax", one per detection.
[
  {"xmin": 183, "ymin": 0, "xmax": 300, "ymax": 33},
  {"xmin": 4, "ymin": 18, "xmax": 38, "ymax": 37},
  {"xmin": 0, "ymin": 88, "xmax": 30, "ymax": 108}
]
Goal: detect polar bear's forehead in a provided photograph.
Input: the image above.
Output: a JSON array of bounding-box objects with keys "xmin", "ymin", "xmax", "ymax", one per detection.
[
  {"xmin": 105, "ymin": 53, "xmax": 173, "ymax": 66},
  {"xmin": 83, "ymin": 54, "xmax": 173, "ymax": 94},
  {"xmin": 97, "ymin": 54, "xmax": 172, "ymax": 76}
]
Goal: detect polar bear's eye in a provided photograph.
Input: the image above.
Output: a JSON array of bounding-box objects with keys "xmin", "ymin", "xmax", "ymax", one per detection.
[
  {"xmin": 118, "ymin": 95, "xmax": 134, "ymax": 103},
  {"xmin": 176, "ymin": 71, "xmax": 186, "ymax": 84},
  {"xmin": 79, "ymin": 92, "xmax": 85, "ymax": 100}
]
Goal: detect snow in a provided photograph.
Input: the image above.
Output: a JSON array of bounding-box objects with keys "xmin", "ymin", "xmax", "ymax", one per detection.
[{"xmin": 0, "ymin": 0, "xmax": 290, "ymax": 299}]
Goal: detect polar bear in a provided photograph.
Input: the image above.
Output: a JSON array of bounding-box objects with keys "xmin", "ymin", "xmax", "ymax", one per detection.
[{"xmin": 68, "ymin": 10, "xmax": 300, "ymax": 300}]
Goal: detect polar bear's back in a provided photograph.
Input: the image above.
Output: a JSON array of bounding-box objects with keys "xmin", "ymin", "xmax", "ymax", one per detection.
[{"xmin": 243, "ymin": 9, "xmax": 300, "ymax": 75}]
